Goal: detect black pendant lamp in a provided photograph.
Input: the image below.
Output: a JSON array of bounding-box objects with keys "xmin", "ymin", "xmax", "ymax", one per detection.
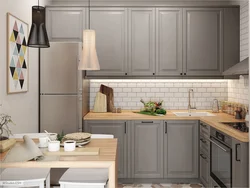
[{"xmin": 27, "ymin": 0, "xmax": 50, "ymax": 48}]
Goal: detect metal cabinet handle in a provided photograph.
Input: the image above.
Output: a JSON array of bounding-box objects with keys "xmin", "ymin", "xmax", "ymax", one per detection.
[
  {"xmin": 200, "ymin": 154, "xmax": 207, "ymax": 160},
  {"xmin": 124, "ymin": 122, "xmax": 127, "ymax": 134},
  {"xmin": 200, "ymin": 138, "xmax": 206, "ymax": 143},
  {"xmin": 165, "ymin": 122, "xmax": 167, "ymax": 134},
  {"xmin": 236, "ymin": 143, "xmax": 241, "ymax": 161},
  {"xmin": 208, "ymin": 138, "xmax": 228, "ymax": 152},
  {"xmin": 141, "ymin": 121, "xmax": 153, "ymax": 123}
]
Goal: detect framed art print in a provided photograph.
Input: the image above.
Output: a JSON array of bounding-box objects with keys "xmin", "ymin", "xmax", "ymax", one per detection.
[{"xmin": 7, "ymin": 13, "xmax": 29, "ymax": 94}]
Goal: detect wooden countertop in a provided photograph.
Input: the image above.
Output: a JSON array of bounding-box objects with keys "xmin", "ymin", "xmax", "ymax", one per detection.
[{"xmin": 84, "ymin": 111, "xmax": 249, "ymax": 142}]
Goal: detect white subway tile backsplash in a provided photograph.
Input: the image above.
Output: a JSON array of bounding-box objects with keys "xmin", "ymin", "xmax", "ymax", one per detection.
[{"xmin": 90, "ymin": 79, "xmax": 232, "ymax": 110}]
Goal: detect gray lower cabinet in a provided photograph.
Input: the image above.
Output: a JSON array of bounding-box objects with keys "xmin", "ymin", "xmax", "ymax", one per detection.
[
  {"xmin": 200, "ymin": 150, "xmax": 210, "ymax": 187},
  {"xmin": 183, "ymin": 8, "xmax": 223, "ymax": 76},
  {"xmin": 46, "ymin": 7, "xmax": 87, "ymax": 41},
  {"xmin": 164, "ymin": 120, "xmax": 199, "ymax": 178},
  {"xmin": 129, "ymin": 120, "xmax": 164, "ymax": 178},
  {"xmin": 84, "ymin": 120, "xmax": 128, "ymax": 178},
  {"xmin": 156, "ymin": 8, "xmax": 183, "ymax": 76}
]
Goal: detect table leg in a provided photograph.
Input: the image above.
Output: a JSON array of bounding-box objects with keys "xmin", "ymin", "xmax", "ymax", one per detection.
[{"xmin": 108, "ymin": 161, "xmax": 117, "ymax": 188}]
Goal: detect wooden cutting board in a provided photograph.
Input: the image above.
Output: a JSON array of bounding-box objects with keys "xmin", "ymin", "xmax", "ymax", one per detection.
[
  {"xmin": 100, "ymin": 84, "xmax": 114, "ymax": 112},
  {"xmin": 93, "ymin": 92, "xmax": 107, "ymax": 112},
  {"xmin": 43, "ymin": 147, "xmax": 99, "ymax": 156},
  {"xmin": 0, "ymin": 139, "xmax": 16, "ymax": 153}
]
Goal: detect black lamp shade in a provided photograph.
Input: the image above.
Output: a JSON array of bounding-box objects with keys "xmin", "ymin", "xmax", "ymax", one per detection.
[{"xmin": 28, "ymin": 6, "xmax": 50, "ymax": 48}]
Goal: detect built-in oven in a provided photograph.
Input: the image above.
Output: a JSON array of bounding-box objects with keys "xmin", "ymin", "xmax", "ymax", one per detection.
[{"xmin": 210, "ymin": 128, "xmax": 232, "ymax": 188}]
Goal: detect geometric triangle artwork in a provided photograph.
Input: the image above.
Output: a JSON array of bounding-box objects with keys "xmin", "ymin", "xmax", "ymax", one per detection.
[
  {"xmin": 13, "ymin": 45, "xmax": 18, "ymax": 56},
  {"xmin": 22, "ymin": 38, "xmax": 27, "ymax": 46},
  {"xmin": 19, "ymin": 25, "xmax": 24, "ymax": 34},
  {"xmin": 22, "ymin": 45, "xmax": 27, "ymax": 54},
  {"xmin": 10, "ymin": 32, "xmax": 16, "ymax": 42},
  {"xmin": 22, "ymin": 60, "xmax": 27, "ymax": 69},
  {"xmin": 9, "ymin": 67, "xmax": 15, "ymax": 77},
  {"xmin": 10, "ymin": 57, "xmax": 15, "ymax": 67},
  {"xmin": 13, "ymin": 70, "xmax": 19, "ymax": 80},
  {"xmin": 13, "ymin": 30, "xmax": 18, "ymax": 40},
  {"xmin": 19, "ymin": 79, "xmax": 24, "ymax": 89},
  {"xmin": 13, "ymin": 21, "xmax": 18, "ymax": 31},
  {"xmin": 16, "ymin": 67, "xmax": 22, "ymax": 77},
  {"xmin": 19, "ymin": 70, "xmax": 24, "ymax": 80},
  {"xmin": 14, "ymin": 80, "xmax": 19, "ymax": 89},
  {"xmin": 19, "ymin": 56, "xmax": 24, "ymax": 65},
  {"xmin": 19, "ymin": 47, "xmax": 24, "ymax": 57},
  {"xmin": 16, "ymin": 59, "xmax": 21, "ymax": 68},
  {"xmin": 16, "ymin": 35, "xmax": 21, "ymax": 45},
  {"xmin": 16, "ymin": 43, "xmax": 21, "ymax": 53}
]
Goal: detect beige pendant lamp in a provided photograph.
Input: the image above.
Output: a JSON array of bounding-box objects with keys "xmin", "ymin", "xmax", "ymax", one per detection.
[{"xmin": 78, "ymin": 0, "xmax": 100, "ymax": 70}]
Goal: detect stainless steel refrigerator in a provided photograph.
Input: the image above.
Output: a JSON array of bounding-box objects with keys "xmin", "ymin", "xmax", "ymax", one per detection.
[{"xmin": 40, "ymin": 42, "xmax": 85, "ymax": 134}]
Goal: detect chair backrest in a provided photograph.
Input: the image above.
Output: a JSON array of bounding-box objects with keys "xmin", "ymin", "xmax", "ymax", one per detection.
[
  {"xmin": 10, "ymin": 133, "xmax": 47, "ymax": 139},
  {"xmin": 91, "ymin": 134, "xmax": 114, "ymax": 139}
]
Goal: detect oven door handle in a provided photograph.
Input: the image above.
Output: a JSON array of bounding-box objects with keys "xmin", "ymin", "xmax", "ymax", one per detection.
[{"xmin": 208, "ymin": 138, "xmax": 228, "ymax": 152}]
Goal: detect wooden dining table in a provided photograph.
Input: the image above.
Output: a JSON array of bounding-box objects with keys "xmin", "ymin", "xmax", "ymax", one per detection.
[{"xmin": 0, "ymin": 138, "xmax": 118, "ymax": 188}]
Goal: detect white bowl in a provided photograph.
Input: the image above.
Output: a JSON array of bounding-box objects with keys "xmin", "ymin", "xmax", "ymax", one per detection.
[
  {"xmin": 64, "ymin": 140, "xmax": 76, "ymax": 152},
  {"xmin": 48, "ymin": 141, "xmax": 60, "ymax": 152},
  {"xmin": 48, "ymin": 133, "xmax": 58, "ymax": 141}
]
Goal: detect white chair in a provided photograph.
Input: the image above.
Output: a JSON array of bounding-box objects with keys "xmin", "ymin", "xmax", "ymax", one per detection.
[
  {"xmin": 59, "ymin": 134, "xmax": 114, "ymax": 188},
  {"xmin": 0, "ymin": 168, "xmax": 50, "ymax": 188}
]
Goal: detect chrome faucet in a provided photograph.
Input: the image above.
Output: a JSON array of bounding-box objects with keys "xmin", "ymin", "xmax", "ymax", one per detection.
[{"xmin": 188, "ymin": 89, "xmax": 196, "ymax": 113}]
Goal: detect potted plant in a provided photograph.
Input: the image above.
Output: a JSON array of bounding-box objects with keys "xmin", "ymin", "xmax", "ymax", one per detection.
[{"xmin": 0, "ymin": 114, "xmax": 15, "ymax": 141}]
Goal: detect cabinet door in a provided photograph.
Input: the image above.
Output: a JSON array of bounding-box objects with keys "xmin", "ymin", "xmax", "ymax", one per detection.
[
  {"xmin": 128, "ymin": 8, "xmax": 155, "ymax": 76},
  {"xmin": 86, "ymin": 8, "xmax": 128, "ymax": 76},
  {"xmin": 84, "ymin": 120, "xmax": 128, "ymax": 178},
  {"xmin": 164, "ymin": 120, "xmax": 199, "ymax": 178},
  {"xmin": 46, "ymin": 7, "xmax": 87, "ymax": 41},
  {"xmin": 200, "ymin": 151, "xmax": 210, "ymax": 187},
  {"xmin": 183, "ymin": 8, "xmax": 223, "ymax": 76},
  {"xmin": 130, "ymin": 121, "xmax": 163, "ymax": 178},
  {"xmin": 156, "ymin": 8, "xmax": 183, "ymax": 76}
]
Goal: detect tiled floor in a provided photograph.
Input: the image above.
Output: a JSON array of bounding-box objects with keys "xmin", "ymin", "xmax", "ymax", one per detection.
[{"xmin": 53, "ymin": 183, "xmax": 203, "ymax": 188}]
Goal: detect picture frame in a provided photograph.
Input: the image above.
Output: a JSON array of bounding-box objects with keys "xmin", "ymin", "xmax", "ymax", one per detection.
[{"xmin": 7, "ymin": 13, "xmax": 29, "ymax": 94}]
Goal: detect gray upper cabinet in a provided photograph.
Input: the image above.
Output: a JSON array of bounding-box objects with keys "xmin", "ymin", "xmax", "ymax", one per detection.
[
  {"xmin": 164, "ymin": 120, "xmax": 199, "ymax": 178},
  {"xmin": 128, "ymin": 8, "xmax": 155, "ymax": 76},
  {"xmin": 46, "ymin": 7, "xmax": 87, "ymax": 41},
  {"xmin": 86, "ymin": 8, "xmax": 128, "ymax": 76},
  {"xmin": 156, "ymin": 8, "xmax": 183, "ymax": 76},
  {"xmin": 84, "ymin": 120, "xmax": 128, "ymax": 178},
  {"xmin": 183, "ymin": 8, "xmax": 223, "ymax": 76},
  {"xmin": 129, "ymin": 121, "xmax": 163, "ymax": 178}
]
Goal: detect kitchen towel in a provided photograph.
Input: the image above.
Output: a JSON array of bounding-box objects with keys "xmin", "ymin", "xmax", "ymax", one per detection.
[{"xmin": 3, "ymin": 135, "xmax": 43, "ymax": 163}]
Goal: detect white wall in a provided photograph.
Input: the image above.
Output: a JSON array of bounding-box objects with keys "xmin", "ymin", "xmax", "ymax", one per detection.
[
  {"xmin": 240, "ymin": 1, "xmax": 249, "ymax": 61},
  {"xmin": 0, "ymin": 0, "xmax": 48, "ymax": 134}
]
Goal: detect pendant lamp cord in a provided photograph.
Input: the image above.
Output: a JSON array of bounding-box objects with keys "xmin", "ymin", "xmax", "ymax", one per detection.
[{"xmin": 89, "ymin": 0, "xmax": 90, "ymax": 29}]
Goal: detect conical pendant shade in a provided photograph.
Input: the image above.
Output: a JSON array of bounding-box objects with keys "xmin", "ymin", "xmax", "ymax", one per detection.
[
  {"xmin": 27, "ymin": 6, "xmax": 50, "ymax": 48},
  {"xmin": 78, "ymin": 30, "xmax": 100, "ymax": 70}
]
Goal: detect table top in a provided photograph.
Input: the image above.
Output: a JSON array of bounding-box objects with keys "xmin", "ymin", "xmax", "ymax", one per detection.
[{"xmin": 0, "ymin": 138, "xmax": 118, "ymax": 168}]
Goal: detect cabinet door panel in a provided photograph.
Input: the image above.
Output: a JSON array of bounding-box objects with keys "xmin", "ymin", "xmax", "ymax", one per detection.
[
  {"xmin": 84, "ymin": 120, "xmax": 127, "ymax": 178},
  {"xmin": 128, "ymin": 8, "xmax": 155, "ymax": 76},
  {"xmin": 130, "ymin": 121, "xmax": 163, "ymax": 178},
  {"xmin": 164, "ymin": 121, "xmax": 198, "ymax": 178},
  {"xmin": 200, "ymin": 152, "xmax": 210, "ymax": 187},
  {"xmin": 87, "ymin": 8, "xmax": 128, "ymax": 76},
  {"xmin": 183, "ymin": 8, "xmax": 223, "ymax": 75},
  {"xmin": 46, "ymin": 7, "xmax": 86, "ymax": 41},
  {"xmin": 156, "ymin": 8, "xmax": 183, "ymax": 76}
]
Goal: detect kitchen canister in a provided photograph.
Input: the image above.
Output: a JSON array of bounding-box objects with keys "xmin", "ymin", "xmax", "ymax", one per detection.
[
  {"xmin": 48, "ymin": 141, "xmax": 60, "ymax": 152},
  {"xmin": 64, "ymin": 140, "xmax": 76, "ymax": 152}
]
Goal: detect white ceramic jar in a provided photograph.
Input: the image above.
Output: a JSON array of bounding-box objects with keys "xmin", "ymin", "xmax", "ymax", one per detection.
[
  {"xmin": 64, "ymin": 140, "xmax": 76, "ymax": 152},
  {"xmin": 48, "ymin": 141, "xmax": 60, "ymax": 152}
]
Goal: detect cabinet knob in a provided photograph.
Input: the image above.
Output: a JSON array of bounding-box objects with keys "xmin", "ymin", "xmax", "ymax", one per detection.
[
  {"xmin": 153, "ymin": 73, "xmax": 155, "ymax": 75},
  {"xmin": 180, "ymin": 73, "xmax": 183, "ymax": 75},
  {"xmin": 125, "ymin": 73, "xmax": 127, "ymax": 75},
  {"xmin": 184, "ymin": 73, "xmax": 187, "ymax": 75}
]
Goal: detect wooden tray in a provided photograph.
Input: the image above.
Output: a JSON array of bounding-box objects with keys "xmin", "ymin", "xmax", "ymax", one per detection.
[
  {"xmin": 0, "ymin": 139, "xmax": 16, "ymax": 153},
  {"xmin": 43, "ymin": 147, "xmax": 99, "ymax": 156}
]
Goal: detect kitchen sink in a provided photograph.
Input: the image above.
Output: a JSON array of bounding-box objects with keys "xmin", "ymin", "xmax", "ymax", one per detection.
[{"xmin": 173, "ymin": 112, "xmax": 216, "ymax": 117}]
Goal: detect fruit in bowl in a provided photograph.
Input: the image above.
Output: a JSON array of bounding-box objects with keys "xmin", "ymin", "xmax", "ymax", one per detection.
[{"xmin": 140, "ymin": 99, "xmax": 165, "ymax": 114}]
